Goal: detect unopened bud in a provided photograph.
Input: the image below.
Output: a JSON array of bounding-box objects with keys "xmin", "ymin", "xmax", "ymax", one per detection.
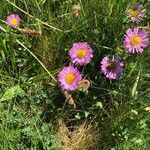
[{"xmin": 72, "ymin": 3, "xmax": 81, "ymax": 17}]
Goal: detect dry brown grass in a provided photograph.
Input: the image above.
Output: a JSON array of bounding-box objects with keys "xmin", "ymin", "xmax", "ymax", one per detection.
[{"xmin": 57, "ymin": 119, "xmax": 99, "ymax": 150}]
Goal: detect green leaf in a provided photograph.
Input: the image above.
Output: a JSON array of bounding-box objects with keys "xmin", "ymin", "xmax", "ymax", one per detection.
[
  {"xmin": 84, "ymin": 111, "xmax": 90, "ymax": 118},
  {"xmin": 96, "ymin": 101, "xmax": 103, "ymax": 109},
  {"xmin": 0, "ymin": 85, "xmax": 25, "ymax": 102},
  {"xmin": 75, "ymin": 113, "xmax": 81, "ymax": 120}
]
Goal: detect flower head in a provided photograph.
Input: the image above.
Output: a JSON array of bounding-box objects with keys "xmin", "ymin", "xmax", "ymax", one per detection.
[
  {"xmin": 100, "ymin": 56, "xmax": 124, "ymax": 79},
  {"xmin": 69, "ymin": 42, "xmax": 93, "ymax": 65},
  {"xmin": 127, "ymin": 4, "xmax": 146, "ymax": 23},
  {"xmin": 58, "ymin": 66, "xmax": 82, "ymax": 91},
  {"xmin": 72, "ymin": 3, "xmax": 81, "ymax": 17},
  {"xmin": 124, "ymin": 27, "xmax": 149, "ymax": 54},
  {"xmin": 7, "ymin": 14, "xmax": 21, "ymax": 28}
]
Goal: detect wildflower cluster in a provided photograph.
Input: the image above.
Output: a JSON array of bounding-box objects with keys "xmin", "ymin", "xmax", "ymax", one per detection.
[
  {"xmin": 58, "ymin": 42, "xmax": 93, "ymax": 91},
  {"xmin": 57, "ymin": 3, "xmax": 149, "ymax": 95},
  {"xmin": 125, "ymin": 4, "xmax": 149, "ymax": 53},
  {"xmin": 5, "ymin": 3, "xmax": 149, "ymax": 106}
]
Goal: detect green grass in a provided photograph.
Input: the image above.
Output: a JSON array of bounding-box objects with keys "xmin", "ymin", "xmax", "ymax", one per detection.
[{"xmin": 0, "ymin": 0, "xmax": 150, "ymax": 149}]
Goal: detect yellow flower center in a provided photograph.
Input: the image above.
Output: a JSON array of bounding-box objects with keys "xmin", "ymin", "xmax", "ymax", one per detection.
[
  {"xmin": 65, "ymin": 73, "xmax": 76, "ymax": 85},
  {"xmin": 10, "ymin": 18, "xmax": 19, "ymax": 26},
  {"xmin": 130, "ymin": 36, "xmax": 141, "ymax": 46},
  {"xmin": 76, "ymin": 49, "xmax": 87, "ymax": 59},
  {"xmin": 107, "ymin": 62, "xmax": 116, "ymax": 71},
  {"xmin": 128, "ymin": 8, "xmax": 139, "ymax": 18}
]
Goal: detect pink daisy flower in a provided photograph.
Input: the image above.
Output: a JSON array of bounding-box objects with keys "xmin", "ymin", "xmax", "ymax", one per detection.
[
  {"xmin": 100, "ymin": 56, "xmax": 124, "ymax": 80},
  {"xmin": 124, "ymin": 27, "xmax": 149, "ymax": 54},
  {"xmin": 58, "ymin": 66, "xmax": 82, "ymax": 91},
  {"xmin": 127, "ymin": 4, "xmax": 146, "ymax": 23},
  {"xmin": 69, "ymin": 42, "xmax": 93, "ymax": 65},
  {"xmin": 7, "ymin": 14, "xmax": 21, "ymax": 28}
]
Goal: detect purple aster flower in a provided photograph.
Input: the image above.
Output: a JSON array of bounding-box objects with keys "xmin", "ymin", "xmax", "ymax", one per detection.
[
  {"xmin": 7, "ymin": 14, "xmax": 21, "ymax": 28},
  {"xmin": 124, "ymin": 27, "xmax": 149, "ymax": 54},
  {"xmin": 69, "ymin": 42, "xmax": 93, "ymax": 65},
  {"xmin": 58, "ymin": 66, "xmax": 82, "ymax": 91},
  {"xmin": 100, "ymin": 56, "xmax": 124, "ymax": 79},
  {"xmin": 127, "ymin": 4, "xmax": 146, "ymax": 23}
]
